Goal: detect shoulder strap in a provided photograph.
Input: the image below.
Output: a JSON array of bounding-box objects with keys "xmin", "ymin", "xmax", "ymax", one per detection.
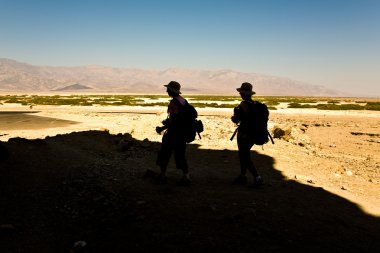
[
  {"xmin": 240, "ymin": 100, "xmax": 255, "ymax": 113},
  {"xmin": 172, "ymin": 97, "xmax": 188, "ymax": 108}
]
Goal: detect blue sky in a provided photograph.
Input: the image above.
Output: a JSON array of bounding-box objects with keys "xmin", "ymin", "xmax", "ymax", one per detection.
[{"xmin": 0, "ymin": 0, "xmax": 379, "ymax": 96}]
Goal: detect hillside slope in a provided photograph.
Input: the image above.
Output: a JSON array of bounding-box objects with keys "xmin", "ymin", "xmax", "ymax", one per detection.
[{"xmin": 0, "ymin": 58, "xmax": 344, "ymax": 96}]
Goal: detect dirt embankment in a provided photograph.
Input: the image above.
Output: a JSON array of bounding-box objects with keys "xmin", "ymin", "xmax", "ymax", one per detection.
[{"xmin": 0, "ymin": 127, "xmax": 379, "ymax": 252}]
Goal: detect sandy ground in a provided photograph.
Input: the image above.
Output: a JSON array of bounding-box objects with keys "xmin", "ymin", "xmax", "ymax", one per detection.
[
  {"xmin": 1, "ymin": 104, "xmax": 379, "ymax": 215},
  {"xmin": 0, "ymin": 103, "xmax": 379, "ymax": 252}
]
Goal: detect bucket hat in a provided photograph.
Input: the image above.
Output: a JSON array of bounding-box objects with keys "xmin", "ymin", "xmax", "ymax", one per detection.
[
  {"xmin": 237, "ymin": 82, "xmax": 255, "ymax": 95},
  {"xmin": 164, "ymin": 81, "xmax": 181, "ymax": 94}
]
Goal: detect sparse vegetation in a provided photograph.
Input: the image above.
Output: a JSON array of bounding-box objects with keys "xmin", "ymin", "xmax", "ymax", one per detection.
[
  {"xmin": 288, "ymin": 103, "xmax": 317, "ymax": 109},
  {"xmin": 0, "ymin": 95, "xmax": 379, "ymax": 110},
  {"xmin": 187, "ymin": 95, "xmax": 240, "ymax": 101},
  {"xmin": 316, "ymin": 103, "xmax": 365, "ymax": 110},
  {"xmin": 365, "ymin": 102, "xmax": 380, "ymax": 111}
]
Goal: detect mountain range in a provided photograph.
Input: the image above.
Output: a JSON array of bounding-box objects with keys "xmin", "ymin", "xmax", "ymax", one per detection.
[{"xmin": 0, "ymin": 58, "xmax": 344, "ymax": 96}]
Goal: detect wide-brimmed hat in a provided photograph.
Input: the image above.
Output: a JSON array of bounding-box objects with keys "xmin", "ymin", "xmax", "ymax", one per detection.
[
  {"xmin": 164, "ymin": 81, "xmax": 181, "ymax": 94},
  {"xmin": 237, "ymin": 82, "xmax": 255, "ymax": 95}
]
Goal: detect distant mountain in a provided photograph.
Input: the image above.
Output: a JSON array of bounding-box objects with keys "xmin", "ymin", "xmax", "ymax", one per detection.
[
  {"xmin": 0, "ymin": 58, "xmax": 345, "ymax": 96},
  {"xmin": 52, "ymin": 83, "xmax": 92, "ymax": 91}
]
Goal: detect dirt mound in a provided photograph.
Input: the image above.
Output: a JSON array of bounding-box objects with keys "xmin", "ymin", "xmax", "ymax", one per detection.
[{"xmin": 0, "ymin": 130, "xmax": 379, "ymax": 252}]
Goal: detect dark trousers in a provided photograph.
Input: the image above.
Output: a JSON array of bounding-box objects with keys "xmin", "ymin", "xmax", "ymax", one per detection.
[
  {"xmin": 237, "ymin": 135, "xmax": 258, "ymax": 177},
  {"xmin": 156, "ymin": 130, "xmax": 189, "ymax": 174}
]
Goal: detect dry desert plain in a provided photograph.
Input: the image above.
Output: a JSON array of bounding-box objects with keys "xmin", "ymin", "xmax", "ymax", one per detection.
[{"xmin": 0, "ymin": 98, "xmax": 379, "ymax": 252}]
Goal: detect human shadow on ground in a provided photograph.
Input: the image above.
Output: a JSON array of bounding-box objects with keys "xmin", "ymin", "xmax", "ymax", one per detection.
[{"xmin": 0, "ymin": 130, "xmax": 379, "ymax": 253}]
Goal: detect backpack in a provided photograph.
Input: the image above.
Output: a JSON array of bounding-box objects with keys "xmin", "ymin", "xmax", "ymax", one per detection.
[
  {"xmin": 242, "ymin": 100, "xmax": 273, "ymax": 145},
  {"xmin": 173, "ymin": 99, "xmax": 204, "ymax": 143}
]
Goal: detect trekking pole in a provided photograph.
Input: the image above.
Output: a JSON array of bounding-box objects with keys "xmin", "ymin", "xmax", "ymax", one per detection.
[
  {"xmin": 268, "ymin": 132, "xmax": 275, "ymax": 144},
  {"xmin": 230, "ymin": 126, "xmax": 239, "ymax": 141}
]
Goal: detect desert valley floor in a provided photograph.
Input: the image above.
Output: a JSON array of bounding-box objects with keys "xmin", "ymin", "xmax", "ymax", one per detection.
[{"xmin": 0, "ymin": 103, "xmax": 379, "ymax": 252}]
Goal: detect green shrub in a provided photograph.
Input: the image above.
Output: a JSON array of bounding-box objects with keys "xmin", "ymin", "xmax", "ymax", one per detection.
[
  {"xmin": 365, "ymin": 102, "xmax": 380, "ymax": 111},
  {"xmin": 288, "ymin": 103, "xmax": 317, "ymax": 108},
  {"xmin": 316, "ymin": 104, "xmax": 364, "ymax": 110},
  {"xmin": 187, "ymin": 95, "xmax": 240, "ymax": 101}
]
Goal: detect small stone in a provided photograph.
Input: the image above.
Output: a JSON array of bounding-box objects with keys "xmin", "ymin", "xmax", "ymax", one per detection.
[
  {"xmin": 73, "ymin": 240, "xmax": 87, "ymax": 247},
  {"xmin": 141, "ymin": 138, "xmax": 150, "ymax": 148},
  {"xmin": 273, "ymin": 128, "xmax": 286, "ymax": 138},
  {"xmin": 209, "ymin": 205, "xmax": 217, "ymax": 212}
]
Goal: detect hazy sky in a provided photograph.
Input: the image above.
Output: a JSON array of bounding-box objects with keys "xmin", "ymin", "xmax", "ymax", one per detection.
[{"xmin": 1, "ymin": 0, "xmax": 379, "ymax": 96}]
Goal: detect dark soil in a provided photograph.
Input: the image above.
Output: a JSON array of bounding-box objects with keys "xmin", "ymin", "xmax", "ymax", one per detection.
[{"xmin": 0, "ymin": 131, "xmax": 379, "ymax": 253}]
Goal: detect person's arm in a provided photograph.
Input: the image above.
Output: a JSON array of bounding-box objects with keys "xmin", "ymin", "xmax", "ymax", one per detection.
[
  {"xmin": 231, "ymin": 101, "xmax": 244, "ymax": 123},
  {"xmin": 231, "ymin": 108, "xmax": 240, "ymax": 123},
  {"xmin": 156, "ymin": 99, "xmax": 179, "ymax": 133}
]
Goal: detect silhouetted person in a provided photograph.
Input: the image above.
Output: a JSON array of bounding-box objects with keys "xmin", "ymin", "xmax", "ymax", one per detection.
[
  {"xmin": 231, "ymin": 82, "xmax": 263, "ymax": 187},
  {"xmin": 147, "ymin": 81, "xmax": 191, "ymax": 185}
]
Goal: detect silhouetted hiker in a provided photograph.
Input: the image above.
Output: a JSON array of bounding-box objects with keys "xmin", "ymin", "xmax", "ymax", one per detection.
[
  {"xmin": 145, "ymin": 81, "xmax": 192, "ymax": 186},
  {"xmin": 231, "ymin": 82, "xmax": 264, "ymax": 188}
]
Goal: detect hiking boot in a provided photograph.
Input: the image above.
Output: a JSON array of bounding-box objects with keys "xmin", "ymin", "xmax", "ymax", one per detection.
[
  {"xmin": 233, "ymin": 175, "xmax": 248, "ymax": 185},
  {"xmin": 177, "ymin": 176, "xmax": 192, "ymax": 186},
  {"xmin": 251, "ymin": 176, "xmax": 263, "ymax": 188}
]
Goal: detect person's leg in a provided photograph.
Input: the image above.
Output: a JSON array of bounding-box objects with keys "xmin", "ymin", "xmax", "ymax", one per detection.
[
  {"xmin": 237, "ymin": 136, "xmax": 254, "ymax": 175},
  {"xmin": 174, "ymin": 141, "xmax": 188, "ymax": 173},
  {"xmin": 239, "ymin": 137, "xmax": 263, "ymax": 187},
  {"xmin": 174, "ymin": 138, "xmax": 191, "ymax": 185},
  {"xmin": 234, "ymin": 136, "xmax": 249, "ymax": 184},
  {"xmin": 237, "ymin": 136, "xmax": 260, "ymax": 185},
  {"xmin": 246, "ymin": 148, "xmax": 258, "ymax": 178},
  {"xmin": 156, "ymin": 132, "xmax": 174, "ymax": 176}
]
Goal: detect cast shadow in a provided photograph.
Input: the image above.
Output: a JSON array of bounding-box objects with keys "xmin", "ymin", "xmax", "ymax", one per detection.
[{"xmin": 0, "ymin": 130, "xmax": 379, "ymax": 253}]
